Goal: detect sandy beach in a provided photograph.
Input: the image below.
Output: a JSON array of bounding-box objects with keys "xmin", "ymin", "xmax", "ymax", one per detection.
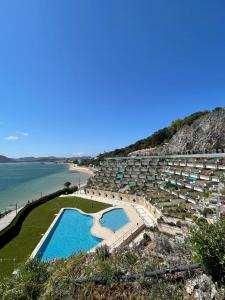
[{"xmin": 69, "ymin": 164, "xmax": 95, "ymax": 176}]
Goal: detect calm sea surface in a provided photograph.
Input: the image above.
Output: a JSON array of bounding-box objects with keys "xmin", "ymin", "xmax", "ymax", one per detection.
[{"xmin": 0, "ymin": 163, "xmax": 89, "ymax": 211}]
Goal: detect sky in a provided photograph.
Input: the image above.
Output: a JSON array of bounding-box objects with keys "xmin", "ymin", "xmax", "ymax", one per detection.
[{"xmin": 0, "ymin": 0, "xmax": 225, "ymax": 158}]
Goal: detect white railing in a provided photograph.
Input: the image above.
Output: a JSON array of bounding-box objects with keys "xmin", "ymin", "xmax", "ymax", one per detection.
[{"xmin": 109, "ymin": 222, "xmax": 144, "ymax": 250}]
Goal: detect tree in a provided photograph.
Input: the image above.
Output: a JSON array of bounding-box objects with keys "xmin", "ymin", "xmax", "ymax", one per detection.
[
  {"xmin": 190, "ymin": 218, "xmax": 225, "ymax": 284},
  {"xmin": 64, "ymin": 181, "xmax": 71, "ymax": 189}
]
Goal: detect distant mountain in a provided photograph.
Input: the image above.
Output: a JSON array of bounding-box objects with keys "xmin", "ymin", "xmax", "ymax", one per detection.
[
  {"xmin": 0, "ymin": 155, "xmax": 15, "ymax": 163},
  {"xmin": 15, "ymin": 156, "xmax": 59, "ymax": 162},
  {"xmin": 15, "ymin": 156, "xmax": 92, "ymax": 162},
  {"xmin": 0, "ymin": 156, "xmax": 92, "ymax": 163}
]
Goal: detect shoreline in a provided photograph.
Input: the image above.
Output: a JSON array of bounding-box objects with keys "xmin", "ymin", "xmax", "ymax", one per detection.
[
  {"xmin": 69, "ymin": 164, "xmax": 95, "ymax": 176},
  {"xmin": 0, "ymin": 163, "xmax": 91, "ymax": 212}
]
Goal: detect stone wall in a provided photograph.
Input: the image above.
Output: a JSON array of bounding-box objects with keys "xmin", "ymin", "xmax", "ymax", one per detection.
[{"xmin": 86, "ymin": 188, "xmax": 162, "ymax": 220}]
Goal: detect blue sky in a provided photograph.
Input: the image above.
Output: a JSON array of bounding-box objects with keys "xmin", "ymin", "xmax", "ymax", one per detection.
[{"xmin": 0, "ymin": 0, "xmax": 225, "ymax": 158}]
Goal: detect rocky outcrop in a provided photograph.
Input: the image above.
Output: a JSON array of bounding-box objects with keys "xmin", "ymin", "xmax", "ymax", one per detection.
[
  {"xmin": 185, "ymin": 273, "xmax": 225, "ymax": 300},
  {"xmin": 160, "ymin": 108, "xmax": 225, "ymax": 154}
]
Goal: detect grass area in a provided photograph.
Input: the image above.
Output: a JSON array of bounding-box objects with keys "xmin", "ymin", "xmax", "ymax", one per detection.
[{"xmin": 0, "ymin": 196, "xmax": 111, "ymax": 279}]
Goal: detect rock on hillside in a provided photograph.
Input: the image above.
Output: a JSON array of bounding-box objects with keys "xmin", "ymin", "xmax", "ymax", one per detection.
[{"xmin": 160, "ymin": 108, "xmax": 225, "ymax": 154}]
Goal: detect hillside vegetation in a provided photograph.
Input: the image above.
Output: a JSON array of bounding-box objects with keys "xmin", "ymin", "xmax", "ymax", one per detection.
[
  {"xmin": 90, "ymin": 107, "xmax": 225, "ymax": 164},
  {"xmin": 1, "ymin": 219, "xmax": 225, "ymax": 299}
]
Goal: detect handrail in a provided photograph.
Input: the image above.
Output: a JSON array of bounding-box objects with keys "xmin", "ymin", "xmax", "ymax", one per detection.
[
  {"xmin": 74, "ymin": 262, "xmax": 201, "ymax": 284},
  {"xmin": 109, "ymin": 222, "xmax": 144, "ymax": 250}
]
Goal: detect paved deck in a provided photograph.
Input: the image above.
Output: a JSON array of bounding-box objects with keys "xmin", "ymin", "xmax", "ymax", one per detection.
[
  {"xmin": 0, "ymin": 208, "xmax": 23, "ymax": 232},
  {"xmin": 90, "ymin": 204, "xmax": 144, "ymax": 251},
  {"xmin": 67, "ymin": 190, "xmax": 156, "ymax": 228}
]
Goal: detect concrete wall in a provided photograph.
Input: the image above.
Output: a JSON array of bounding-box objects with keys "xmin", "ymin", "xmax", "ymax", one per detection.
[{"xmin": 86, "ymin": 188, "xmax": 162, "ymax": 220}]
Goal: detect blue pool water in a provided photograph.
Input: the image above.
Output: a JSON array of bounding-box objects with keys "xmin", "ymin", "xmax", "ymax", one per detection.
[
  {"xmin": 100, "ymin": 208, "xmax": 129, "ymax": 232},
  {"xmin": 36, "ymin": 209, "xmax": 102, "ymax": 261}
]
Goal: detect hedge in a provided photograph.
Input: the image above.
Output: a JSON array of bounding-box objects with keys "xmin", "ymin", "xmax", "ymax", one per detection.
[{"xmin": 0, "ymin": 186, "xmax": 78, "ymax": 249}]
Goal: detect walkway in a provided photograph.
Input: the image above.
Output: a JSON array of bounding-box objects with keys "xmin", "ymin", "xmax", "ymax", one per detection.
[
  {"xmin": 0, "ymin": 208, "xmax": 23, "ymax": 232},
  {"xmin": 64, "ymin": 190, "xmax": 156, "ymax": 228}
]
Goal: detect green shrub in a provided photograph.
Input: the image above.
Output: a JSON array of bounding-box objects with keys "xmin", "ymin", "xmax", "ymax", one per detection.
[
  {"xmin": 202, "ymin": 207, "xmax": 214, "ymax": 217},
  {"xmin": 0, "ymin": 259, "xmax": 49, "ymax": 300},
  {"xmin": 96, "ymin": 245, "xmax": 110, "ymax": 261},
  {"xmin": 176, "ymin": 221, "xmax": 182, "ymax": 228},
  {"xmin": 189, "ymin": 218, "xmax": 225, "ymax": 284},
  {"xmin": 124, "ymin": 251, "xmax": 138, "ymax": 265},
  {"xmin": 203, "ymin": 191, "xmax": 210, "ymax": 198}
]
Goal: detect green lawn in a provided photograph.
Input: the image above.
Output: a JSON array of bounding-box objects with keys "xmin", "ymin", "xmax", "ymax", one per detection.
[{"xmin": 0, "ymin": 196, "xmax": 110, "ymax": 279}]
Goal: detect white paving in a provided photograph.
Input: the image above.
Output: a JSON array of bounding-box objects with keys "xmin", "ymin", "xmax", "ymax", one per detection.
[
  {"xmin": 0, "ymin": 208, "xmax": 23, "ymax": 232},
  {"xmin": 71, "ymin": 191, "xmax": 156, "ymax": 229}
]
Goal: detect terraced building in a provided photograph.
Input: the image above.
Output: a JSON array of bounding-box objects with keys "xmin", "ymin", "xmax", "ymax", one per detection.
[{"xmin": 86, "ymin": 154, "xmax": 225, "ymax": 231}]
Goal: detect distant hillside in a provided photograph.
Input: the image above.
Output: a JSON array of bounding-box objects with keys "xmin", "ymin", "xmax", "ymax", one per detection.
[
  {"xmin": 0, "ymin": 156, "xmax": 91, "ymax": 163},
  {"xmin": 15, "ymin": 156, "xmax": 61, "ymax": 162},
  {"xmin": 95, "ymin": 107, "xmax": 224, "ymax": 161},
  {"xmin": 0, "ymin": 155, "xmax": 15, "ymax": 163}
]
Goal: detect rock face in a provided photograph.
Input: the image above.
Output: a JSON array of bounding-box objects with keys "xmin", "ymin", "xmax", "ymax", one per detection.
[
  {"xmin": 161, "ymin": 109, "xmax": 225, "ymax": 154},
  {"xmin": 185, "ymin": 273, "xmax": 225, "ymax": 300}
]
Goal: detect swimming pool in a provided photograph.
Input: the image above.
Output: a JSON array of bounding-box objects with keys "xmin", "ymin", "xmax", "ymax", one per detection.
[
  {"xmin": 36, "ymin": 209, "xmax": 102, "ymax": 261},
  {"xmin": 100, "ymin": 208, "xmax": 129, "ymax": 232}
]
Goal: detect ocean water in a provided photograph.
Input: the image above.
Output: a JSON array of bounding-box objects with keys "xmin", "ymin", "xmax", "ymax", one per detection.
[
  {"xmin": 0, "ymin": 163, "xmax": 90, "ymax": 211},
  {"xmin": 36, "ymin": 209, "xmax": 102, "ymax": 260}
]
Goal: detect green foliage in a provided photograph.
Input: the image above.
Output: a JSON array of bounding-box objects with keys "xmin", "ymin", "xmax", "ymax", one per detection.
[
  {"xmin": 96, "ymin": 259, "xmax": 118, "ymax": 282},
  {"xmin": 170, "ymin": 119, "xmax": 184, "ymax": 134},
  {"xmin": 203, "ymin": 191, "xmax": 210, "ymax": 198},
  {"xmin": 202, "ymin": 207, "xmax": 214, "ymax": 217},
  {"xmin": 213, "ymin": 107, "xmax": 223, "ymax": 112},
  {"xmin": 64, "ymin": 181, "xmax": 71, "ymax": 188},
  {"xmin": 145, "ymin": 279, "xmax": 183, "ymax": 300},
  {"xmin": 190, "ymin": 218, "xmax": 225, "ymax": 284},
  {"xmin": 124, "ymin": 251, "xmax": 138, "ymax": 265},
  {"xmin": 0, "ymin": 259, "xmax": 49, "ymax": 300},
  {"xmin": 175, "ymin": 202, "xmax": 187, "ymax": 213},
  {"xmin": 140, "ymin": 232, "xmax": 151, "ymax": 246},
  {"xmin": 96, "ymin": 245, "xmax": 111, "ymax": 261},
  {"xmin": 176, "ymin": 221, "xmax": 182, "ymax": 227},
  {"xmin": 0, "ymin": 236, "xmax": 202, "ymax": 299}
]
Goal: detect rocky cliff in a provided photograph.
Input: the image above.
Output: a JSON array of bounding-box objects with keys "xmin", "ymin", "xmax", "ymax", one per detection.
[{"xmin": 160, "ymin": 108, "xmax": 225, "ymax": 154}]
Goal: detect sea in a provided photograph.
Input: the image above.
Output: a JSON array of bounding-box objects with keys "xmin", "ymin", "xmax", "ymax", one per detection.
[{"xmin": 0, "ymin": 162, "xmax": 90, "ymax": 211}]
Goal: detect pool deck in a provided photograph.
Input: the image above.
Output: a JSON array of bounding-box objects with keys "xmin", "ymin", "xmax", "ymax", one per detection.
[
  {"xmin": 0, "ymin": 207, "xmax": 23, "ymax": 232},
  {"xmin": 90, "ymin": 204, "xmax": 144, "ymax": 251},
  {"xmin": 61, "ymin": 191, "xmax": 156, "ymax": 251}
]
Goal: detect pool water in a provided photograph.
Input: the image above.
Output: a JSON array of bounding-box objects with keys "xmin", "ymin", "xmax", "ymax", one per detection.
[
  {"xmin": 100, "ymin": 208, "xmax": 129, "ymax": 232},
  {"xmin": 36, "ymin": 209, "xmax": 102, "ymax": 261}
]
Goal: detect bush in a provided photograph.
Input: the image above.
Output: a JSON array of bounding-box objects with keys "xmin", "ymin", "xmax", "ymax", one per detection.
[
  {"xmin": 176, "ymin": 221, "xmax": 182, "ymax": 228},
  {"xmin": 0, "ymin": 259, "xmax": 49, "ymax": 300},
  {"xmin": 202, "ymin": 207, "xmax": 214, "ymax": 217},
  {"xmin": 140, "ymin": 233, "xmax": 151, "ymax": 246},
  {"xmin": 124, "ymin": 251, "xmax": 138, "ymax": 265},
  {"xmin": 96, "ymin": 245, "xmax": 110, "ymax": 261},
  {"xmin": 189, "ymin": 218, "xmax": 225, "ymax": 284}
]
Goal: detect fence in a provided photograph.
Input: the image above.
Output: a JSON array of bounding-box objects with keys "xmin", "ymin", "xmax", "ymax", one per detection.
[
  {"xmin": 0, "ymin": 186, "xmax": 77, "ymax": 249},
  {"xmin": 74, "ymin": 262, "xmax": 201, "ymax": 284}
]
